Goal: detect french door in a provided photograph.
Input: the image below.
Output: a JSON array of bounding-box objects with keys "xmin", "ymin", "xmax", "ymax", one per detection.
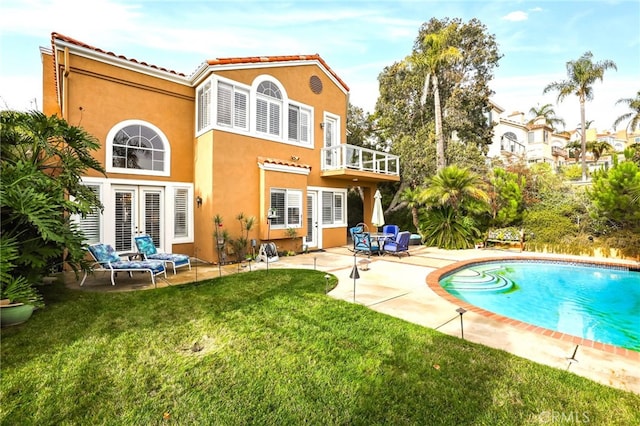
[
  {"xmin": 305, "ymin": 190, "xmax": 318, "ymax": 249},
  {"xmin": 112, "ymin": 186, "xmax": 164, "ymax": 252},
  {"xmin": 323, "ymin": 116, "xmax": 339, "ymax": 168}
]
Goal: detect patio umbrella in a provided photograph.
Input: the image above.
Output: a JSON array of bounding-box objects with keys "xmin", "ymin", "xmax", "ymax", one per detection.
[{"xmin": 371, "ymin": 189, "xmax": 385, "ymax": 229}]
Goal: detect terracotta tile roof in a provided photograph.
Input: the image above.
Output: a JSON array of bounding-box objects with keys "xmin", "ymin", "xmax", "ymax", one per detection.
[
  {"xmin": 208, "ymin": 55, "xmax": 349, "ymax": 92},
  {"xmin": 51, "ymin": 32, "xmax": 187, "ymax": 76},
  {"xmin": 258, "ymin": 156, "xmax": 312, "ymax": 170}
]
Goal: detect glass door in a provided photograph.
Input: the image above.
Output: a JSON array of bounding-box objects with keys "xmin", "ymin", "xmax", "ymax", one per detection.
[
  {"xmin": 305, "ymin": 190, "xmax": 318, "ymax": 249},
  {"xmin": 113, "ymin": 186, "xmax": 163, "ymax": 252}
]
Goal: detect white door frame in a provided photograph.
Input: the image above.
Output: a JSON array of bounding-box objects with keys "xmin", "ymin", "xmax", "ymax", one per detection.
[
  {"xmin": 305, "ymin": 190, "xmax": 319, "ymax": 249},
  {"xmin": 111, "ymin": 185, "xmax": 164, "ymax": 252}
]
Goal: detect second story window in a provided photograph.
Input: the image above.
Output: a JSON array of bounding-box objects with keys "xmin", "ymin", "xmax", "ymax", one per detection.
[
  {"xmin": 288, "ymin": 105, "xmax": 311, "ymax": 145},
  {"xmin": 106, "ymin": 120, "xmax": 170, "ymax": 176},
  {"xmin": 197, "ymin": 82, "xmax": 211, "ymax": 132},
  {"xmin": 256, "ymin": 81, "xmax": 282, "ymax": 137},
  {"xmin": 217, "ymin": 82, "xmax": 249, "ymax": 131}
]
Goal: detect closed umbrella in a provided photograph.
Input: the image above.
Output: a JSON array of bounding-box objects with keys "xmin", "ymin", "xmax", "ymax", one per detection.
[{"xmin": 371, "ymin": 189, "xmax": 385, "ymax": 229}]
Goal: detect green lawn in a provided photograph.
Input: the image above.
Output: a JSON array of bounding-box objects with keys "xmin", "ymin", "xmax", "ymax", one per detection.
[{"xmin": 1, "ymin": 270, "xmax": 639, "ymax": 425}]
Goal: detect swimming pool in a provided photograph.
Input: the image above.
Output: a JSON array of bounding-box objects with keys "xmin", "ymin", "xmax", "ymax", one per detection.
[{"xmin": 439, "ymin": 260, "xmax": 640, "ymax": 351}]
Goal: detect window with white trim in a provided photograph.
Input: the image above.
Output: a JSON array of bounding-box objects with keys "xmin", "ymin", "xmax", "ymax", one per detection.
[
  {"xmin": 77, "ymin": 184, "xmax": 102, "ymax": 244},
  {"xmin": 174, "ymin": 188, "xmax": 189, "ymax": 238},
  {"xmin": 217, "ymin": 81, "xmax": 248, "ymax": 131},
  {"xmin": 256, "ymin": 81, "xmax": 282, "ymax": 137},
  {"xmin": 107, "ymin": 121, "xmax": 170, "ymax": 176},
  {"xmin": 288, "ymin": 104, "xmax": 311, "ymax": 145},
  {"xmin": 270, "ymin": 188, "xmax": 302, "ymax": 228},
  {"xmin": 322, "ymin": 191, "xmax": 345, "ymax": 225},
  {"xmin": 197, "ymin": 81, "xmax": 211, "ymax": 132}
]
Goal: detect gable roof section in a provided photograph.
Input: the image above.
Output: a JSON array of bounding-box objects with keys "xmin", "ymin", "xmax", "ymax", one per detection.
[
  {"xmin": 49, "ymin": 32, "xmax": 349, "ymax": 93},
  {"xmin": 51, "ymin": 32, "xmax": 188, "ymax": 78},
  {"xmin": 205, "ymin": 55, "xmax": 349, "ymax": 93}
]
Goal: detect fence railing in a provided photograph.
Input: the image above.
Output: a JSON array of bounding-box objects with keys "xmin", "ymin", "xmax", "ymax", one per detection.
[{"xmin": 321, "ymin": 144, "xmax": 399, "ymax": 176}]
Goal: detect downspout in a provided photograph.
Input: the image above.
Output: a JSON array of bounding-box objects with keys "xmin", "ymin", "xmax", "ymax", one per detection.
[{"xmin": 62, "ymin": 46, "xmax": 70, "ymax": 119}]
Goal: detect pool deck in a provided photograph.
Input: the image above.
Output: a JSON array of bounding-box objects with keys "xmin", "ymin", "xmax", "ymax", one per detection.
[{"xmin": 68, "ymin": 245, "xmax": 640, "ymax": 395}]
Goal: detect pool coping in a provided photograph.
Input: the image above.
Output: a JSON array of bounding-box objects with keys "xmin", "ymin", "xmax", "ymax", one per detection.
[{"xmin": 426, "ymin": 256, "xmax": 640, "ymax": 362}]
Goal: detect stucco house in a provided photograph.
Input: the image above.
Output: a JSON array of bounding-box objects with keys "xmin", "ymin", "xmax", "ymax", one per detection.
[
  {"xmin": 41, "ymin": 32, "xmax": 399, "ymax": 264},
  {"xmin": 486, "ymin": 102, "xmax": 569, "ymax": 171}
]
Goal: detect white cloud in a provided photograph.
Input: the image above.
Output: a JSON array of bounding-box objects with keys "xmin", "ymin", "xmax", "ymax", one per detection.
[{"xmin": 502, "ymin": 11, "xmax": 529, "ymax": 22}]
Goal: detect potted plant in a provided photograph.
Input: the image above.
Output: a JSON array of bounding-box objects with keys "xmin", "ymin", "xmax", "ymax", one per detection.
[{"xmin": 0, "ymin": 236, "xmax": 44, "ymax": 326}]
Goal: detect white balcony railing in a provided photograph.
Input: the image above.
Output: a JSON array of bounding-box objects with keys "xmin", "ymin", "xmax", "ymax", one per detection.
[{"xmin": 321, "ymin": 144, "xmax": 400, "ymax": 176}]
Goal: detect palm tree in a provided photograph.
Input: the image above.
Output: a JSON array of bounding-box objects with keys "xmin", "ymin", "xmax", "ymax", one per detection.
[
  {"xmin": 613, "ymin": 90, "xmax": 640, "ymax": 134},
  {"xmin": 418, "ymin": 165, "xmax": 489, "ymax": 249},
  {"xmin": 543, "ymin": 51, "xmax": 617, "ymax": 182},
  {"xmin": 400, "ymin": 186, "xmax": 422, "ymax": 232},
  {"xmin": 527, "ymin": 103, "xmax": 566, "ymax": 131},
  {"xmin": 586, "ymin": 140, "xmax": 613, "ymax": 162},
  {"xmin": 565, "ymin": 140, "xmax": 583, "ymax": 160},
  {"xmin": 408, "ymin": 23, "xmax": 461, "ymax": 172}
]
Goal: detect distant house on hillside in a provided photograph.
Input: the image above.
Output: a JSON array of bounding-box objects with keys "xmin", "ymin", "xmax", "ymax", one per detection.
[{"xmin": 485, "ymin": 101, "xmax": 569, "ymax": 171}]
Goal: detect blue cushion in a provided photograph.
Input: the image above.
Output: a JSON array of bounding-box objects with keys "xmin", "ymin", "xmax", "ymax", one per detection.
[
  {"xmin": 110, "ymin": 260, "xmax": 165, "ymax": 274},
  {"xmin": 147, "ymin": 253, "xmax": 190, "ymax": 266}
]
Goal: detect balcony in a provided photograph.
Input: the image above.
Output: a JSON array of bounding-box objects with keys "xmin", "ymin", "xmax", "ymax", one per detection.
[
  {"xmin": 321, "ymin": 144, "xmax": 400, "ymax": 183},
  {"xmin": 552, "ymin": 146, "xmax": 568, "ymax": 158}
]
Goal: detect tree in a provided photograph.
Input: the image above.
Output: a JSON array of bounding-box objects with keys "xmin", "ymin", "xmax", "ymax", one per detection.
[
  {"xmin": 587, "ymin": 158, "xmax": 640, "ymax": 228},
  {"xmin": 418, "ymin": 165, "xmax": 489, "ymax": 248},
  {"xmin": 408, "ymin": 23, "xmax": 461, "ymax": 171},
  {"xmin": 375, "ymin": 17, "xmax": 500, "ymax": 211},
  {"xmin": 543, "ymin": 51, "xmax": 617, "ymax": 182},
  {"xmin": 585, "ymin": 140, "xmax": 613, "ymax": 162},
  {"xmin": 527, "ymin": 103, "xmax": 566, "ymax": 131},
  {"xmin": 613, "ymin": 90, "xmax": 640, "ymax": 134},
  {"xmin": 1, "ymin": 110, "xmax": 106, "ymax": 305},
  {"xmin": 487, "ymin": 168, "xmax": 525, "ymax": 227}
]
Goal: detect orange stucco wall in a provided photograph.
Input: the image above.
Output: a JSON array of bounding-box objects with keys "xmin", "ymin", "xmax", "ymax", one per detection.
[
  {"xmin": 42, "ymin": 42, "xmax": 376, "ymax": 265},
  {"xmin": 48, "ymin": 51, "xmax": 196, "ymax": 182}
]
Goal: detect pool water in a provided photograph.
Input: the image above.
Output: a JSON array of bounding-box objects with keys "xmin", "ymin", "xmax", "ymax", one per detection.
[{"xmin": 440, "ymin": 261, "xmax": 640, "ymax": 351}]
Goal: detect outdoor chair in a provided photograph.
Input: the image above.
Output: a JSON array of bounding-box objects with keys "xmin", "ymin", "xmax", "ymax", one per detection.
[
  {"xmin": 134, "ymin": 235, "xmax": 192, "ymax": 274},
  {"xmin": 382, "ymin": 224, "xmax": 399, "ymax": 244},
  {"xmin": 383, "ymin": 231, "xmax": 411, "ymax": 257},
  {"xmin": 352, "ymin": 231, "xmax": 380, "ymax": 257},
  {"xmin": 82, "ymin": 243, "xmax": 166, "ymax": 288},
  {"xmin": 349, "ymin": 222, "xmax": 370, "ymax": 240}
]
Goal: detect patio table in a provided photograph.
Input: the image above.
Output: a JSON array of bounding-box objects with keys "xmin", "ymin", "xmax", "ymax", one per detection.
[{"xmin": 369, "ymin": 232, "xmax": 395, "ymax": 250}]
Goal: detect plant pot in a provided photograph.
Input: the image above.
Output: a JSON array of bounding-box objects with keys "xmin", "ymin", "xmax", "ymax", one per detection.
[{"xmin": 0, "ymin": 302, "xmax": 35, "ymax": 327}]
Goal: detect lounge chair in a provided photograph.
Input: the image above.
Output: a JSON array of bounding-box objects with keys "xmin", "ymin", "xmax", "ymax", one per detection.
[
  {"xmin": 383, "ymin": 231, "xmax": 411, "ymax": 257},
  {"xmin": 82, "ymin": 243, "xmax": 166, "ymax": 288},
  {"xmin": 134, "ymin": 235, "xmax": 192, "ymax": 274}
]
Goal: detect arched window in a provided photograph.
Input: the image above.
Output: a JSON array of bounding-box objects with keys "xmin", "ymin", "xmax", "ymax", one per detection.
[
  {"xmin": 502, "ymin": 132, "xmax": 517, "ymax": 142},
  {"xmin": 106, "ymin": 120, "xmax": 170, "ymax": 176},
  {"xmin": 256, "ymin": 81, "xmax": 282, "ymax": 137}
]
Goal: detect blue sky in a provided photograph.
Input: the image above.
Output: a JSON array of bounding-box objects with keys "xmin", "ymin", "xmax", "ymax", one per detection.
[{"xmin": 1, "ymin": 0, "xmax": 638, "ymax": 132}]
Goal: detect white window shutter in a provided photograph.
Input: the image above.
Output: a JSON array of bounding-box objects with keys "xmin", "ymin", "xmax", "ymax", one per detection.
[
  {"xmin": 217, "ymin": 83, "xmax": 232, "ymax": 126},
  {"xmin": 174, "ymin": 188, "xmax": 188, "ymax": 238},
  {"xmin": 234, "ymin": 90, "xmax": 248, "ymax": 130}
]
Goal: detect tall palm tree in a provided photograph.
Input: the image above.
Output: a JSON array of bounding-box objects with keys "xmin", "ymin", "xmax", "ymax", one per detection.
[
  {"xmin": 543, "ymin": 51, "xmax": 617, "ymax": 181},
  {"xmin": 613, "ymin": 90, "xmax": 640, "ymax": 134},
  {"xmin": 527, "ymin": 103, "xmax": 566, "ymax": 131},
  {"xmin": 409, "ymin": 24, "xmax": 461, "ymax": 172}
]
